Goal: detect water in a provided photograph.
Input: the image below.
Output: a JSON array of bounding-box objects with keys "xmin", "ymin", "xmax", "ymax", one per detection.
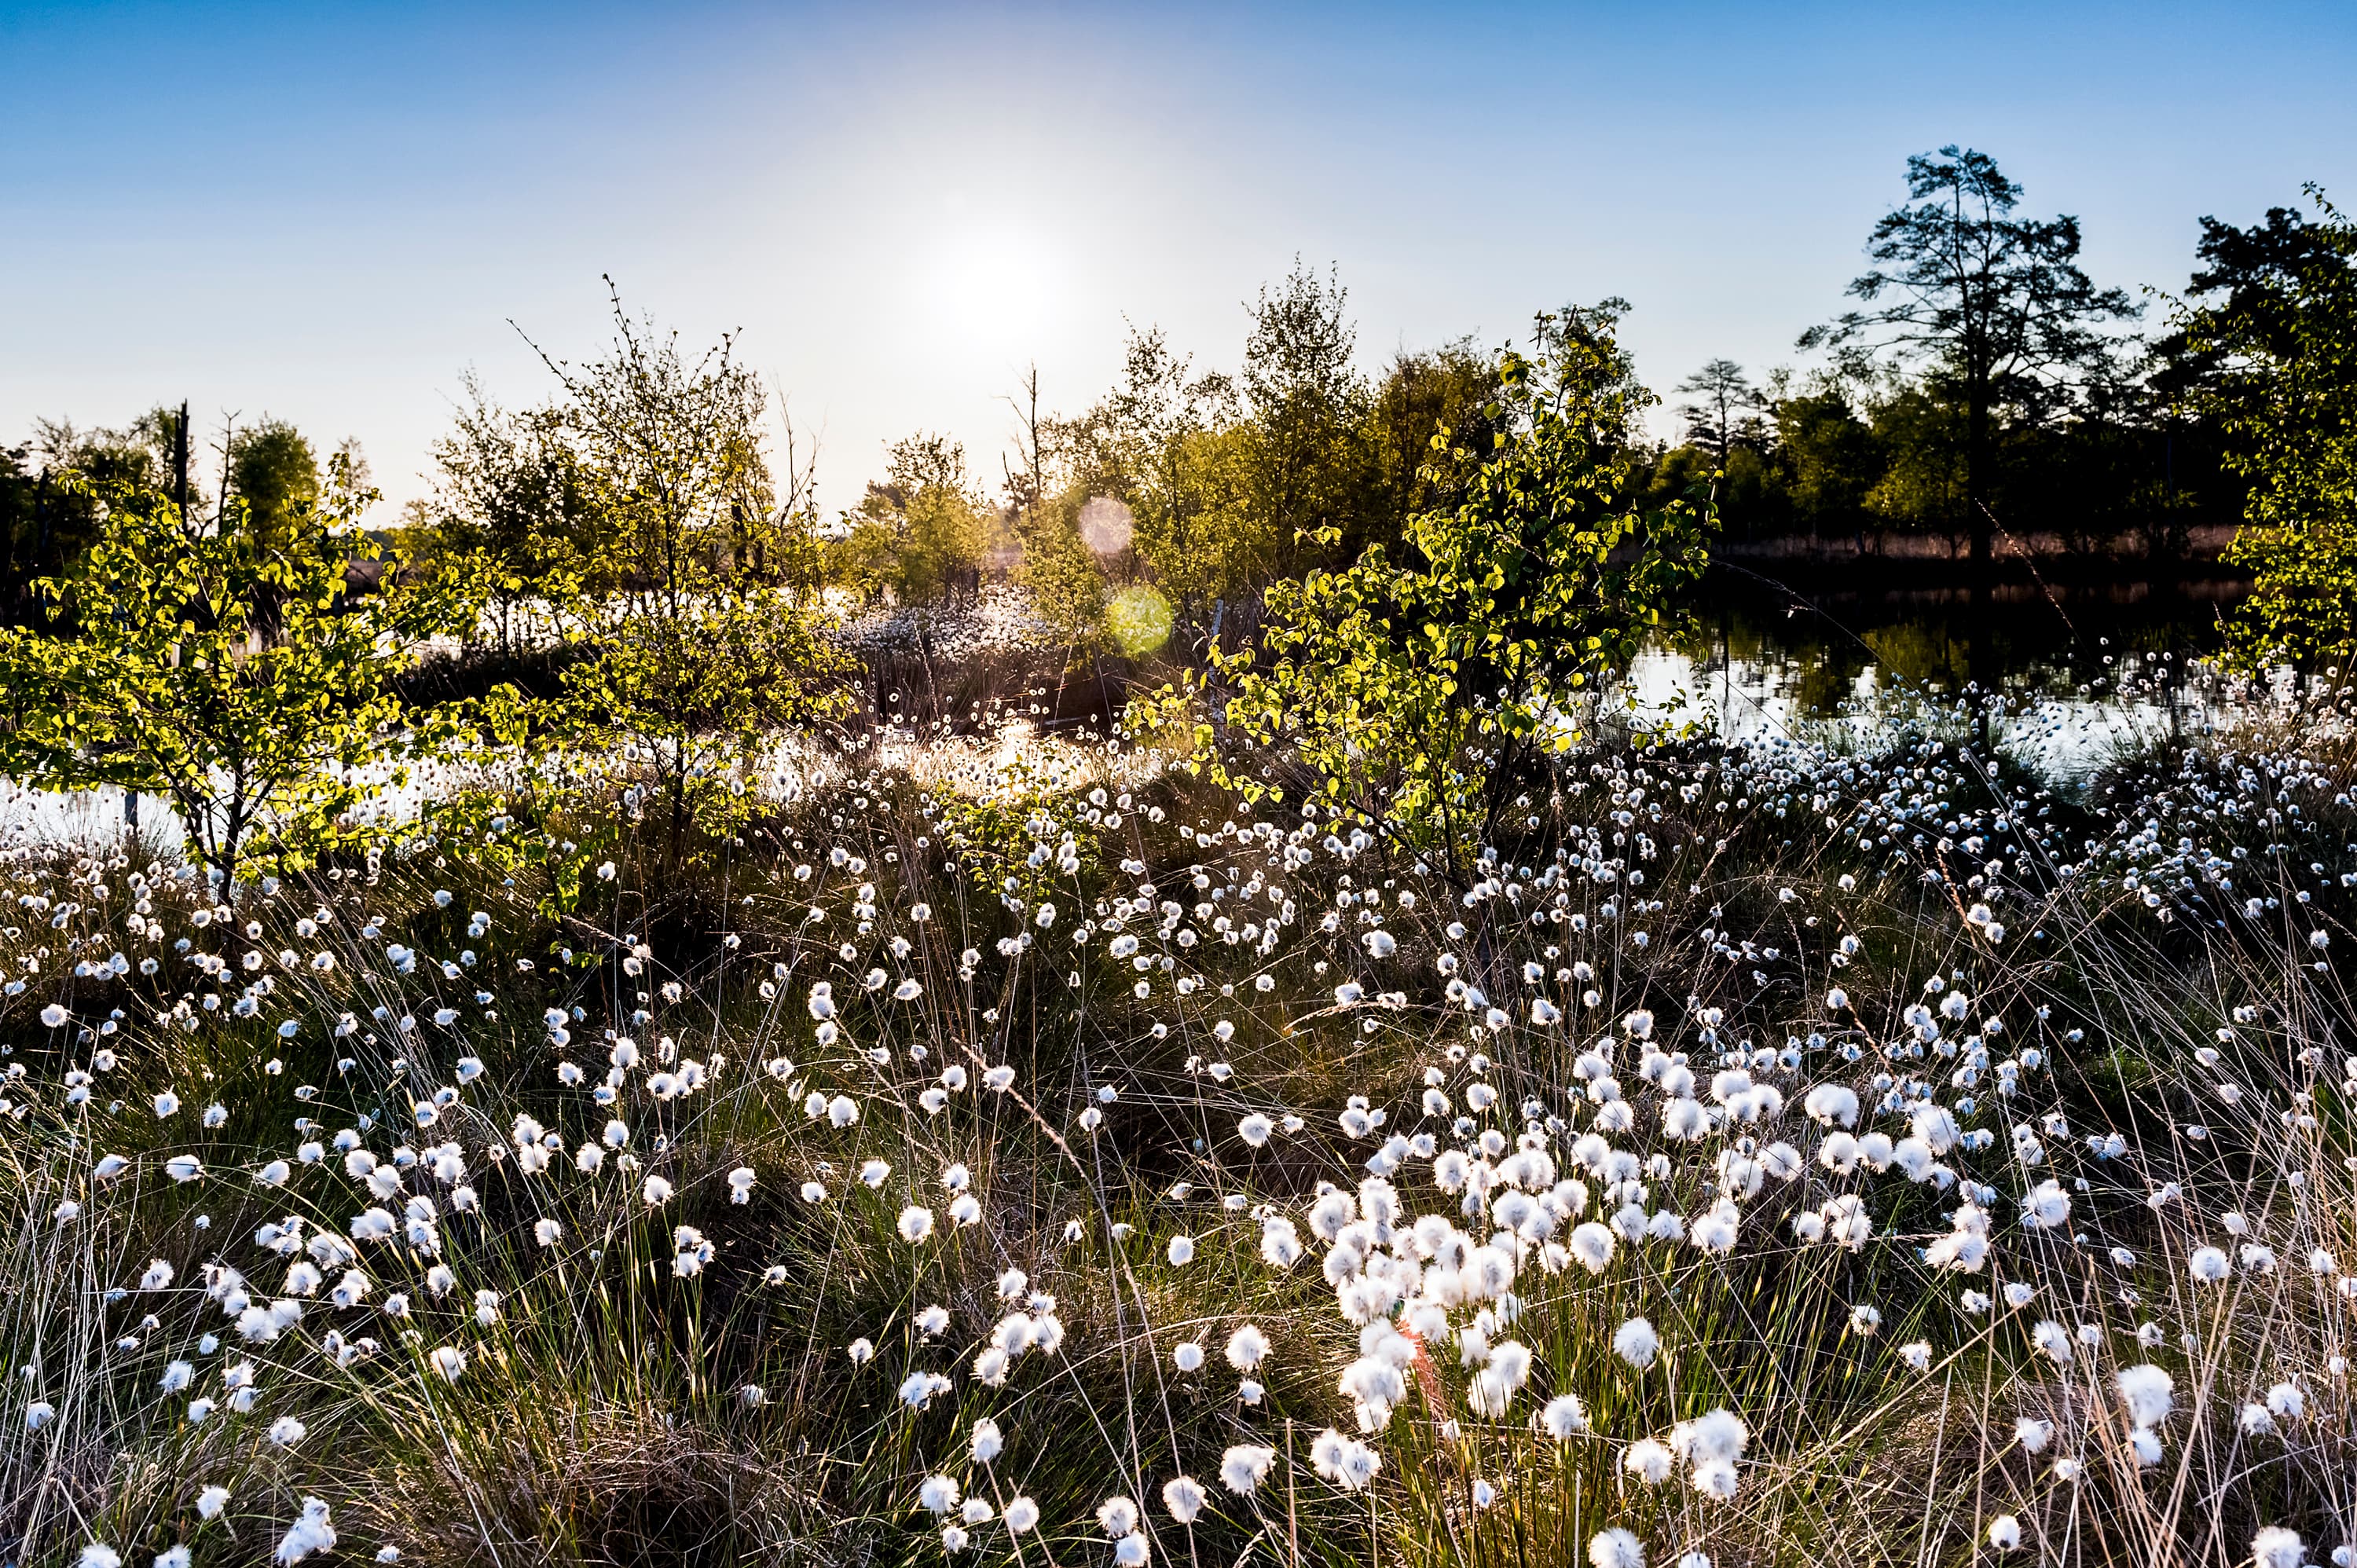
[
  {"xmin": 0, "ymin": 780, "xmax": 153, "ymax": 853},
  {"xmin": 1623, "ymin": 567, "xmax": 2271, "ymax": 775},
  {"xmin": 0, "ymin": 570, "xmax": 2291, "ymax": 852}
]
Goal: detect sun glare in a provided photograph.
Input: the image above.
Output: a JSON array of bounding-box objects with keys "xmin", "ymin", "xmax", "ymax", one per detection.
[{"xmin": 912, "ymin": 218, "xmax": 1071, "ymax": 354}]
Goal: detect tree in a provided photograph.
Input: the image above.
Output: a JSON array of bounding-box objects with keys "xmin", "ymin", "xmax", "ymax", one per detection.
[
  {"xmin": 2176, "ymin": 191, "xmax": 2357, "ymax": 666},
  {"xmin": 1864, "ymin": 382, "xmax": 1967, "ymax": 549},
  {"xmin": 1057, "ymin": 324, "xmax": 1252, "ymax": 636},
  {"xmin": 220, "ymin": 417, "xmax": 327, "ymax": 639},
  {"xmin": 1673, "ymin": 358, "xmax": 1767, "ymax": 461},
  {"xmin": 413, "ymin": 374, "xmax": 599, "ymax": 655},
  {"xmin": 0, "ymin": 463, "xmax": 475, "ymax": 897},
  {"xmin": 519, "ymin": 286, "xmax": 849, "ymax": 867},
  {"xmin": 1801, "ymin": 146, "xmax": 2138, "ymax": 573},
  {"xmin": 0, "ymin": 441, "xmax": 38, "ymax": 623},
  {"xmin": 1143, "ymin": 423, "xmax": 1268, "ymax": 614},
  {"xmin": 2150, "ymin": 202, "xmax": 2350, "ymax": 481},
  {"xmin": 1204, "ymin": 302, "xmax": 1715, "ymax": 881},
  {"xmin": 2184, "ymin": 205, "xmax": 2346, "ymax": 360},
  {"xmin": 4, "ymin": 417, "xmax": 170, "ymax": 606},
  {"xmin": 1365, "ymin": 339, "xmax": 1508, "ymax": 535},
  {"xmin": 1240, "ymin": 261, "xmax": 1374, "ymax": 575},
  {"xmin": 829, "ymin": 433, "xmax": 989, "ymax": 606},
  {"xmin": 1016, "ymin": 486, "xmax": 1110, "ymax": 652},
  {"xmin": 225, "ymin": 417, "xmax": 321, "ymax": 544}
]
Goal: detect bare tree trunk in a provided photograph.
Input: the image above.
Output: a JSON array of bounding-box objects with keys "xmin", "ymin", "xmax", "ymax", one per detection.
[
  {"xmin": 1966, "ymin": 385, "xmax": 1995, "ymax": 752},
  {"xmin": 171, "ymin": 399, "xmax": 192, "ymax": 518},
  {"xmin": 32, "ymin": 467, "xmax": 55, "ymax": 588}
]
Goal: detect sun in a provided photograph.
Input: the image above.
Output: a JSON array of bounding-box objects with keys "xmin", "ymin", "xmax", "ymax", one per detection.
[{"xmin": 911, "ymin": 217, "xmax": 1069, "ymax": 354}]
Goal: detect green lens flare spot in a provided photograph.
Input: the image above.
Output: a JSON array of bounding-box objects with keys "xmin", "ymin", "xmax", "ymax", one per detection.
[{"xmin": 1107, "ymin": 586, "xmax": 1175, "ymax": 658}]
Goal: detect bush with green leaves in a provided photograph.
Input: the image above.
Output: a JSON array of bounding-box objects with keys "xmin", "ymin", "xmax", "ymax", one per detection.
[
  {"xmin": 2184, "ymin": 190, "xmax": 2357, "ymax": 669},
  {"xmin": 1203, "ymin": 305, "xmax": 1714, "ymax": 881},
  {"xmin": 0, "ymin": 467, "xmax": 477, "ymax": 896},
  {"xmin": 484, "ymin": 291, "xmax": 853, "ymax": 868}
]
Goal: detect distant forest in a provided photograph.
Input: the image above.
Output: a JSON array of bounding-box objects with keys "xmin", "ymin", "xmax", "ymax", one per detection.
[{"xmin": 2, "ymin": 149, "xmax": 2344, "ymax": 639}]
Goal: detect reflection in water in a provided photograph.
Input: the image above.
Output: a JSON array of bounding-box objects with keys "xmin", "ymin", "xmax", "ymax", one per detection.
[
  {"xmin": 0, "ymin": 573, "xmax": 2301, "ymax": 849},
  {"xmin": 1, "ymin": 782, "xmax": 153, "ymax": 852},
  {"xmin": 1625, "ymin": 572, "xmax": 2271, "ymax": 775}
]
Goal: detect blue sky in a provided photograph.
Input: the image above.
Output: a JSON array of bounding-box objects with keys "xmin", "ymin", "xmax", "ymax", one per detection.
[{"xmin": 4, "ymin": 1, "xmax": 2352, "ymax": 515}]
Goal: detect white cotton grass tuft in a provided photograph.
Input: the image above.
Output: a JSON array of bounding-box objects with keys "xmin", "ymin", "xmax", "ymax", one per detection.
[
  {"xmin": 2117, "ymin": 1363, "xmax": 2174, "ymax": 1427},
  {"xmin": 1612, "ymin": 1316, "xmax": 1659, "ymax": 1369},
  {"xmin": 2030, "ymin": 1319, "xmax": 2074, "ymax": 1364},
  {"xmin": 1259, "ymin": 1219, "xmax": 1303, "ymax": 1269},
  {"xmin": 1588, "ymin": 1527, "xmax": 1646, "ymax": 1568},
  {"xmin": 1623, "ymin": 1438, "xmax": 1673, "ymax": 1485},
  {"xmin": 1220, "ymin": 1445, "xmax": 1277, "ymax": 1493},
  {"xmin": 2251, "ymin": 1528, "xmax": 2304, "ymax": 1568},
  {"xmin": 1160, "ymin": 1475, "xmax": 1207, "ymax": 1524},
  {"xmin": 1568, "ymin": 1222, "xmax": 1615, "ymax": 1273},
  {"xmin": 274, "ymin": 1497, "xmax": 336, "ymax": 1564},
  {"xmin": 1225, "ymin": 1323, "xmax": 1272, "ymax": 1372},
  {"xmin": 1663, "ymin": 1406, "xmax": 1749, "ymax": 1500},
  {"xmin": 1539, "ymin": 1393, "xmax": 1588, "ymax": 1439},
  {"xmin": 1308, "ymin": 1428, "xmax": 1380, "ymax": 1490}
]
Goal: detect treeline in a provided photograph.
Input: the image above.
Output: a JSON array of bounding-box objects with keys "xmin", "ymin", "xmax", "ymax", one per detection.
[
  {"xmin": 1636, "ymin": 192, "xmax": 2343, "ymax": 560},
  {"xmin": 0, "ymin": 409, "xmax": 365, "ymax": 628},
  {"xmin": 2, "ymin": 150, "xmax": 2352, "ymax": 896},
  {"xmin": 5, "ymin": 148, "xmax": 2352, "ymax": 658},
  {"xmin": 790, "ymin": 150, "xmax": 2349, "ymax": 643},
  {"xmin": 1639, "ymin": 153, "xmax": 2351, "ymax": 566},
  {"xmin": 1637, "ymin": 357, "xmax": 2235, "ymax": 559},
  {"xmin": 395, "ymin": 261, "xmax": 1509, "ymax": 659},
  {"xmin": 0, "ymin": 299, "xmax": 847, "ymax": 886}
]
